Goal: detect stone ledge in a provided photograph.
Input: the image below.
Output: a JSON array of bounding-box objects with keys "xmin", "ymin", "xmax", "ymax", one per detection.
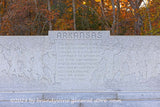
[{"xmin": 0, "ymin": 92, "xmax": 160, "ymax": 101}]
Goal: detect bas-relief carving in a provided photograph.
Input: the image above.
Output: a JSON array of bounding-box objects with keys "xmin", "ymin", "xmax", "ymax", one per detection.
[
  {"xmin": 0, "ymin": 31, "xmax": 160, "ymax": 92},
  {"xmin": 0, "ymin": 37, "xmax": 57, "ymax": 90},
  {"xmin": 95, "ymin": 36, "xmax": 160, "ymax": 91}
]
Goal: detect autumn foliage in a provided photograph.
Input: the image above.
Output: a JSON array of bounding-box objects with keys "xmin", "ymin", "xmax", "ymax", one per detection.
[{"xmin": 0, "ymin": 0, "xmax": 159, "ymax": 35}]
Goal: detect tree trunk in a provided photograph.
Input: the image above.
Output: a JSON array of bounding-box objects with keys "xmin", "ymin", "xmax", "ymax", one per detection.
[
  {"xmin": 111, "ymin": 0, "xmax": 116, "ymax": 34},
  {"xmin": 116, "ymin": 0, "xmax": 120, "ymax": 35},
  {"xmin": 128, "ymin": 0, "xmax": 143, "ymax": 35},
  {"xmin": 47, "ymin": 0, "xmax": 52, "ymax": 30},
  {"xmin": 72, "ymin": 0, "xmax": 76, "ymax": 30},
  {"xmin": 144, "ymin": 0, "xmax": 152, "ymax": 34},
  {"xmin": 134, "ymin": 10, "xmax": 141, "ymax": 35}
]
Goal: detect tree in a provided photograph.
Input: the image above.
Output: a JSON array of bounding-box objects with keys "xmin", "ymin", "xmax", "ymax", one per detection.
[
  {"xmin": 0, "ymin": 0, "xmax": 56, "ymax": 35},
  {"xmin": 47, "ymin": 0, "xmax": 52, "ymax": 30},
  {"xmin": 127, "ymin": 0, "xmax": 143, "ymax": 34},
  {"xmin": 0, "ymin": 0, "xmax": 159, "ymax": 35},
  {"xmin": 111, "ymin": 0, "xmax": 116, "ymax": 34},
  {"xmin": 72, "ymin": 0, "xmax": 76, "ymax": 30}
]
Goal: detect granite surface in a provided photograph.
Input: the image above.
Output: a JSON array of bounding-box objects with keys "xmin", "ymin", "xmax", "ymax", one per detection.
[{"xmin": 0, "ymin": 31, "xmax": 160, "ymax": 106}]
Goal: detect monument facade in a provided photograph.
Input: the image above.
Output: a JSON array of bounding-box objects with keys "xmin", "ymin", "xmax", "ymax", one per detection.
[{"xmin": 0, "ymin": 31, "xmax": 160, "ymax": 92}]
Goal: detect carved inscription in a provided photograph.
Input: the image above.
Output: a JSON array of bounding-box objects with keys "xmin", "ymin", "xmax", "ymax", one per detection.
[{"xmin": 55, "ymin": 32, "xmax": 103, "ymax": 84}]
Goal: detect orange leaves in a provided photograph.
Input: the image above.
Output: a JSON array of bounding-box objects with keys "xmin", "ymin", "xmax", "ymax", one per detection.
[
  {"xmin": 0, "ymin": 0, "xmax": 159, "ymax": 35},
  {"xmin": 95, "ymin": 0, "xmax": 101, "ymax": 2},
  {"xmin": 0, "ymin": 0, "xmax": 59, "ymax": 35}
]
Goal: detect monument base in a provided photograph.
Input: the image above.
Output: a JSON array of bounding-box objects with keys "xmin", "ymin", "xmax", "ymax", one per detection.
[{"xmin": 0, "ymin": 92, "xmax": 160, "ymax": 107}]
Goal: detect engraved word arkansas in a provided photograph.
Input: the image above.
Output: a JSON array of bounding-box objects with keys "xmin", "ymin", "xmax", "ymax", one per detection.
[{"xmin": 56, "ymin": 32, "xmax": 103, "ymax": 39}]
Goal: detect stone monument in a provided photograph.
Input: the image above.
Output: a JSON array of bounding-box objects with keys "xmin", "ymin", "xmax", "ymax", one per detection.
[{"xmin": 0, "ymin": 31, "xmax": 160, "ymax": 106}]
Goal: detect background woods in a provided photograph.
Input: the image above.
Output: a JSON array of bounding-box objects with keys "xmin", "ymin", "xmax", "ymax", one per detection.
[{"xmin": 0, "ymin": 0, "xmax": 159, "ymax": 35}]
